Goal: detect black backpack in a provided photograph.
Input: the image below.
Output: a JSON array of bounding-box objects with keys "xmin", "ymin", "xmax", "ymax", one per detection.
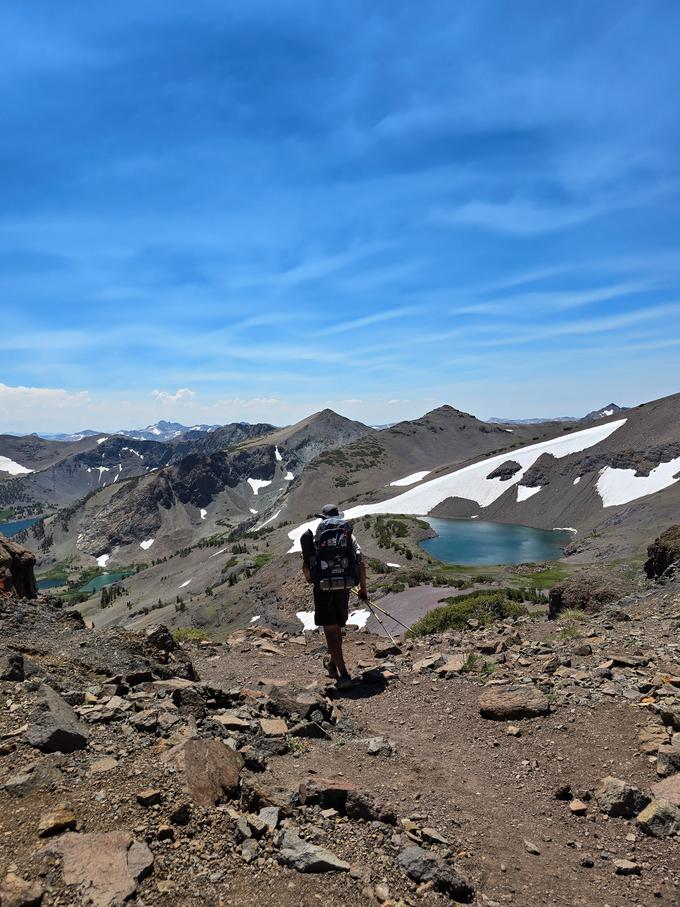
[{"xmin": 309, "ymin": 516, "xmax": 358, "ymax": 591}]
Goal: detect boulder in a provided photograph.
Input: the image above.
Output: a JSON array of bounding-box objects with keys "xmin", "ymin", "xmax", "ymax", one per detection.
[
  {"xmin": 0, "ymin": 651, "xmax": 24, "ymax": 681},
  {"xmin": 595, "ymin": 777, "xmax": 650, "ymax": 818},
  {"xmin": 179, "ymin": 739, "xmax": 243, "ymax": 806},
  {"xmin": 0, "ymin": 872, "xmax": 43, "ymax": 907},
  {"xmin": 25, "ymin": 685, "xmax": 88, "ymax": 754},
  {"xmin": 398, "ymin": 846, "xmax": 474, "ymax": 901},
  {"xmin": 652, "ymin": 774, "xmax": 680, "ymax": 807},
  {"xmin": 37, "ymin": 806, "xmax": 77, "ymax": 838},
  {"xmin": 43, "ymin": 832, "xmax": 153, "ymax": 907},
  {"xmin": 478, "ymin": 685, "xmax": 549, "ymax": 720},
  {"xmin": 656, "ymin": 743, "xmax": 680, "ymax": 778},
  {"xmin": 0, "ymin": 537, "xmax": 37, "ymax": 598},
  {"xmin": 636, "ymin": 798, "xmax": 680, "ymax": 837},
  {"xmin": 278, "ymin": 831, "xmax": 349, "ymax": 873}
]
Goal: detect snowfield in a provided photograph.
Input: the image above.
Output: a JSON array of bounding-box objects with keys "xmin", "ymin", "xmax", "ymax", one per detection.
[
  {"xmin": 275, "ymin": 447, "xmax": 283, "ymax": 462},
  {"xmin": 247, "ymin": 478, "xmax": 272, "ymax": 495},
  {"xmin": 573, "ymin": 476, "xmax": 581, "ymax": 485},
  {"xmin": 140, "ymin": 538, "xmax": 154, "ymax": 550},
  {"xmin": 390, "ymin": 470, "xmax": 431, "ymax": 487},
  {"xmin": 288, "ymin": 419, "xmax": 627, "ymax": 552},
  {"xmin": 96, "ymin": 553, "xmax": 110, "ymax": 568},
  {"xmin": 517, "ymin": 485, "xmax": 542, "ymax": 501},
  {"xmin": 284, "ymin": 471, "xmax": 294, "ymax": 481},
  {"xmin": 0, "ymin": 456, "xmax": 32, "ymax": 476},
  {"xmin": 200, "ymin": 509, "xmax": 207, "ymax": 520},
  {"xmin": 596, "ymin": 455, "xmax": 680, "ymax": 507}
]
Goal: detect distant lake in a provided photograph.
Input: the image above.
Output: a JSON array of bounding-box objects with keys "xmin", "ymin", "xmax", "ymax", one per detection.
[
  {"xmin": 37, "ymin": 577, "xmax": 67, "ymax": 590},
  {"xmin": 420, "ymin": 518, "xmax": 572, "ymax": 565},
  {"xmin": 0, "ymin": 517, "xmax": 40, "ymax": 538},
  {"xmin": 80, "ymin": 572, "xmax": 131, "ymax": 593}
]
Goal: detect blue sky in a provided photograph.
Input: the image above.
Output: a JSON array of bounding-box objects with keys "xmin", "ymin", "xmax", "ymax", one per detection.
[{"xmin": 1, "ymin": 1, "xmax": 679, "ymax": 432}]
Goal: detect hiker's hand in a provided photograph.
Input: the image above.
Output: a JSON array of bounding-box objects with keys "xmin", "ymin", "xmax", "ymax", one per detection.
[
  {"xmin": 303, "ymin": 566, "xmax": 313, "ymax": 584},
  {"xmin": 358, "ymin": 587, "xmax": 368, "ymax": 601}
]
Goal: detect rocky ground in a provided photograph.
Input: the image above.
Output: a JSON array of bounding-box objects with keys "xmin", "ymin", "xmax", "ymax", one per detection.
[{"xmin": 1, "ymin": 572, "xmax": 679, "ymax": 906}]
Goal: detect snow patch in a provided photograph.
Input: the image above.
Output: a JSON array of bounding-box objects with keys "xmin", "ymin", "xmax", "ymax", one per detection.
[
  {"xmin": 254, "ymin": 509, "xmax": 281, "ymax": 531},
  {"xmin": 140, "ymin": 538, "xmax": 155, "ymax": 550},
  {"xmin": 347, "ymin": 608, "xmax": 370, "ymax": 629},
  {"xmin": 573, "ymin": 476, "xmax": 581, "ymax": 485},
  {"xmin": 250, "ymin": 615, "xmax": 261, "ymax": 624},
  {"xmin": 554, "ymin": 527, "xmax": 578, "ymax": 533},
  {"xmin": 596, "ymin": 456, "xmax": 680, "ymax": 507},
  {"xmin": 517, "ymin": 485, "xmax": 542, "ymax": 502},
  {"xmin": 96, "ymin": 553, "xmax": 110, "ymax": 568},
  {"xmin": 296, "ymin": 611, "xmax": 318, "ymax": 632},
  {"xmin": 275, "ymin": 446, "xmax": 283, "ymax": 462},
  {"xmin": 179, "ymin": 579, "xmax": 192, "ymax": 589},
  {"xmin": 209, "ymin": 547, "xmax": 228, "ymax": 559},
  {"xmin": 200, "ymin": 508, "xmax": 207, "ymax": 520},
  {"xmin": 121, "ymin": 447, "xmax": 143, "ymax": 459},
  {"xmin": 503, "ymin": 429, "xmax": 514, "ymax": 432},
  {"xmin": 249, "ymin": 508, "xmax": 258, "ymax": 514},
  {"xmin": 96, "ymin": 437, "xmax": 109, "ymax": 445},
  {"xmin": 0, "ymin": 456, "xmax": 32, "ymax": 476},
  {"xmin": 247, "ymin": 478, "xmax": 272, "ymax": 495},
  {"xmin": 284, "ymin": 471, "xmax": 294, "ymax": 481},
  {"xmin": 386, "ymin": 562, "xmax": 401, "ymax": 568},
  {"xmin": 470, "ymin": 515, "xmax": 479, "ymax": 519},
  {"xmin": 390, "ymin": 470, "xmax": 431, "ymax": 487},
  {"xmin": 601, "ymin": 409, "xmax": 614, "ymax": 417},
  {"xmin": 287, "ymin": 419, "xmax": 627, "ymax": 552}
]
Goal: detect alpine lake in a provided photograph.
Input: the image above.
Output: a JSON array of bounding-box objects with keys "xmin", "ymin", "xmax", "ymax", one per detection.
[{"xmin": 419, "ymin": 518, "xmax": 572, "ymax": 565}]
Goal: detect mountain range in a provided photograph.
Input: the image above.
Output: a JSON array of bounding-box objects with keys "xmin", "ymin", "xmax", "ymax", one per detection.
[{"xmin": 2, "ymin": 394, "xmax": 679, "ymax": 635}]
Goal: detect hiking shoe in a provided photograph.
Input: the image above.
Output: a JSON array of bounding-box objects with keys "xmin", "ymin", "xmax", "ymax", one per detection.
[
  {"xmin": 336, "ymin": 673, "xmax": 353, "ymax": 691},
  {"xmin": 323, "ymin": 656, "xmax": 339, "ymax": 679}
]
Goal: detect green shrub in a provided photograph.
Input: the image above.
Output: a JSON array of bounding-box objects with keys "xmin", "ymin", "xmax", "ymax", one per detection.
[{"xmin": 407, "ymin": 591, "xmax": 527, "ymax": 637}]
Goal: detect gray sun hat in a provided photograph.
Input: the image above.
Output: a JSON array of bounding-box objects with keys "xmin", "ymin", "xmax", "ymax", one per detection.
[{"xmin": 317, "ymin": 503, "xmax": 344, "ymax": 519}]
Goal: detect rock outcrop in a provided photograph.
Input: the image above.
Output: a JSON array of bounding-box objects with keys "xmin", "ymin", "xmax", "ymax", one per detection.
[
  {"xmin": 644, "ymin": 525, "xmax": 680, "ymax": 579},
  {"xmin": 0, "ymin": 535, "xmax": 37, "ymax": 598}
]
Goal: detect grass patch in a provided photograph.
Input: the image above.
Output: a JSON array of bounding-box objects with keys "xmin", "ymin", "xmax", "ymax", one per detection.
[
  {"xmin": 172, "ymin": 627, "xmax": 209, "ymax": 642},
  {"xmin": 253, "ymin": 553, "xmax": 272, "ymax": 568},
  {"xmin": 407, "ymin": 590, "xmax": 528, "ymax": 637},
  {"xmin": 558, "ymin": 607, "xmax": 588, "ymax": 623},
  {"xmin": 515, "ymin": 564, "xmax": 570, "ymax": 589},
  {"xmin": 0, "ymin": 508, "xmax": 15, "ymax": 521}
]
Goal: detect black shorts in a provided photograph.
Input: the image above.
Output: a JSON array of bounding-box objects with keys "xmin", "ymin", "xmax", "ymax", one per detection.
[{"xmin": 313, "ymin": 587, "xmax": 350, "ymax": 628}]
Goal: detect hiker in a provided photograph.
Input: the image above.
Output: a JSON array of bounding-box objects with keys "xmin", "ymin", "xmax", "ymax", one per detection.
[{"xmin": 301, "ymin": 504, "xmax": 367, "ymax": 690}]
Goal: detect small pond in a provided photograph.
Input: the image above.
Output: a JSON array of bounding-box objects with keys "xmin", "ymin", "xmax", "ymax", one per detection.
[
  {"xmin": 0, "ymin": 517, "xmax": 40, "ymax": 538},
  {"xmin": 80, "ymin": 572, "xmax": 132, "ymax": 593}
]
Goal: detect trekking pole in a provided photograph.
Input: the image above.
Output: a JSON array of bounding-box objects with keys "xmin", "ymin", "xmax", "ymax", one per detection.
[
  {"xmin": 352, "ymin": 587, "xmax": 411, "ymax": 633},
  {"xmin": 364, "ymin": 598, "xmax": 402, "ymax": 650}
]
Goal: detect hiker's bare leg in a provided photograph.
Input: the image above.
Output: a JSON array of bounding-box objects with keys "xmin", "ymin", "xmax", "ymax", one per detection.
[{"xmin": 323, "ymin": 625, "xmax": 347, "ymax": 675}]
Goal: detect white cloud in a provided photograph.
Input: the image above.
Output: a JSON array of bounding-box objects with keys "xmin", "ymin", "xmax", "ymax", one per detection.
[
  {"xmin": 151, "ymin": 388, "xmax": 196, "ymax": 403},
  {"xmin": 0, "ymin": 382, "xmax": 89, "ymax": 408}
]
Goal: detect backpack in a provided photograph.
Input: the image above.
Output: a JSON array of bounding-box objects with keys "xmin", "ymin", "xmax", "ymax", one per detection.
[{"xmin": 310, "ymin": 516, "xmax": 358, "ymax": 591}]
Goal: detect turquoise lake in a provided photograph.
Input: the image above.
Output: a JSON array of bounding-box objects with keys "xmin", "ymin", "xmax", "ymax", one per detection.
[
  {"xmin": 419, "ymin": 518, "xmax": 572, "ymax": 565},
  {"xmin": 0, "ymin": 517, "xmax": 40, "ymax": 538},
  {"xmin": 80, "ymin": 572, "xmax": 131, "ymax": 593}
]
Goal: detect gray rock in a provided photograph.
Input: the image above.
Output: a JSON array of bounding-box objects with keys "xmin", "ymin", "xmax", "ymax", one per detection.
[
  {"xmin": 636, "ymin": 799, "xmax": 680, "ymax": 837},
  {"xmin": 25, "ymin": 685, "xmax": 88, "ymax": 754},
  {"xmin": 366, "ymin": 736, "xmax": 396, "ymax": 757},
  {"xmin": 595, "ymin": 776, "xmax": 650, "ymax": 818},
  {"xmin": 278, "ymin": 831, "xmax": 350, "ymax": 873},
  {"xmin": 656, "ymin": 743, "xmax": 680, "ymax": 778},
  {"xmin": 398, "ymin": 845, "xmax": 474, "ymax": 901},
  {"xmin": 258, "ymin": 806, "xmax": 280, "ymax": 831},
  {"xmin": 0, "ymin": 651, "xmax": 24, "ymax": 681}
]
